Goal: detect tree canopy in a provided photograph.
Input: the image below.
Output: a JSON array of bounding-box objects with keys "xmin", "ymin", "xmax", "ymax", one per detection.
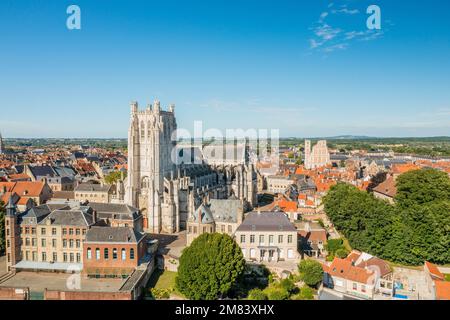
[
  {"xmin": 298, "ymin": 259, "xmax": 323, "ymax": 287},
  {"xmin": 104, "ymin": 170, "xmax": 127, "ymax": 185},
  {"xmin": 395, "ymin": 168, "xmax": 450, "ymax": 208},
  {"xmin": 175, "ymin": 233, "xmax": 245, "ymax": 300},
  {"xmin": 323, "ymin": 169, "xmax": 450, "ymax": 265}
]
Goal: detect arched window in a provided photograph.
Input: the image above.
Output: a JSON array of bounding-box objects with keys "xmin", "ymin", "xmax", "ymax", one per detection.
[
  {"xmin": 95, "ymin": 248, "xmax": 100, "ymax": 260},
  {"xmin": 113, "ymin": 248, "xmax": 117, "ymax": 260},
  {"xmin": 130, "ymin": 248, "xmax": 135, "ymax": 260},
  {"xmin": 87, "ymin": 248, "xmax": 92, "ymax": 259},
  {"xmin": 140, "ymin": 121, "xmax": 145, "ymax": 139},
  {"xmin": 121, "ymin": 248, "xmax": 126, "ymax": 260},
  {"xmin": 104, "ymin": 248, "xmax": 109, "ymax": 260}
]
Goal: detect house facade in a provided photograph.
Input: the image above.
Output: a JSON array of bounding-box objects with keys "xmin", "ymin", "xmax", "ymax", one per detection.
[{"xmin": 235, "ymin": 211, "xmax": 299, "ymax": 263}]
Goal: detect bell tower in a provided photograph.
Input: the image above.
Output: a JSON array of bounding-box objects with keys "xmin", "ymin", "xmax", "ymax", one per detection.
[{"xmin": 4, "ymin": 196, "xmax": 21, "ymax": 272}]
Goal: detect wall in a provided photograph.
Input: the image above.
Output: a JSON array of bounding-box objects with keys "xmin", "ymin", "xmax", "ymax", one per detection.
[
  {"xmin": 0, "ymin": 287, "xmax": 28, "ymax": 300},
  {"xmin": 44, "ymin": 289, "xmax": 132, "ymax": 300}
]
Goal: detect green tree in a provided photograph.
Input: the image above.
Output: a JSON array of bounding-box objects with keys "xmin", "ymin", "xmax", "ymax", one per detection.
[
  {"xmin": 395, "ymin": 168, "xmax": 450, "ymax": 208},
  {"xmin": 104, "ymin": 170, "xmax": 127, "ymax": 185},
  {"xmin": 279, "ymin": 278, "xmax": 296, "ymax": 294},
  {"xmin": 323, "ymin": 170, "xmax": 450, "ymax": 265},
  {"xmin": 325, "ymin": 239, "xmax": 344, "ymax": 254},
  {"xmin": 175, "ymin": 233, "xmax": 245, "ymax": 300},
  {"xmin": 292, "ymin": 286, "xmax": 314, "ymax": 300},
  {"xmin": 298, "ymin": 259, "xmax": 323, "ymax": 287},
  {"xmin": 247, "ymin": 288, "xmax": 267, "ymax": 300}
]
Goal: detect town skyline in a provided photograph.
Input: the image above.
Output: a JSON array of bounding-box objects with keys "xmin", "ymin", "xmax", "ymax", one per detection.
[{"xmin": 1, "ymin": 0, "xmax": 450, "ymax": 138}]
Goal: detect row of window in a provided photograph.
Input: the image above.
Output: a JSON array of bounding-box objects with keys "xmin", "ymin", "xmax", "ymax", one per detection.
[
  {"xmin": 21, "ymin": 238, "xmax": 83, "ymax": 248},
  {"xmin": 352, "ymin": 282, "xmax": 367, "ymax": 293},
  {"xmin": 188, "ymin": 225, "xmax": 233, "ymax": 234},
  {"xmin": 240, "ymin": 234, "xmax": 293, "ymax": 244},
  {"xmin": 86, "ymin": 247, "xmax": 135, "ymax": 261},
  {"xmin": 21, "ymin": 227, "xmax": 86, "ymax": 236},
  {"xmin": 22, "ymin": 251, "xmax": 81, "ymax": 263},
  {"xmin": 75, "ymin": 193, "xmax": 107, "ymax": 198}
]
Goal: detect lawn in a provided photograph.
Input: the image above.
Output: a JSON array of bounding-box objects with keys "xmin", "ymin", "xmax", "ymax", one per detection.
[
  {"xmin": 148, "ymin": 269, "xmax": 177, "ymax": 289},
  {"xmin": 146, "ymin": 269, "xmax": 184, "ymax": 298}
]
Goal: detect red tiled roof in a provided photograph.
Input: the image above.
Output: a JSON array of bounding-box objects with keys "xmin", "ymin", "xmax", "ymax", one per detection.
[
  {"xmin": 392, "ymin": 163, "xmax": 420, "ymax": 175},
  {"xmin": 373, "ymin": 176, "xmax": 397, "ymax": 198},
  {"xmin": 345, "ymin": 250, "xmax": 362, "ymax": 263},
  {"xmin": 435, "ymin": 280, "xmax": 450, "ymax": 300},
  {"xmin": 327, "ymin": 257, "xmax": 374, "ymax": 284},
  {"xmin": 425, "ymin": 261, "xmax": 444, "ymax": 280},
  {"xmin": 0, "ymin": 181, "xmax": 46, "ymax": 198},
  {"xmin": 298, "ymin": 230, "xmax": 327, "ymax": 242}
]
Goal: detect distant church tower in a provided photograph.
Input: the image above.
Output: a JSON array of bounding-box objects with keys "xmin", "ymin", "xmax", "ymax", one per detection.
[
  {"xmin": 125, "ymin": 100, "xmax": 178, "ymax": 233},
  {"xmin": 304, "ymin": 139, "xmax": 330, "ymax": 169}
]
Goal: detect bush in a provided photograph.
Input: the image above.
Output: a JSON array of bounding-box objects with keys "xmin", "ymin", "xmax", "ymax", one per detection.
[
  {"xmin": 247, "ymin": 288, "xmax": 268, "ymax": 300},
  {"xmin": 299, "ymin": 286, "xmax": 314, "ymax": 300},
  {"xmin": 335, "ymin": 248, "xmax": 349, "ymax": 259},
  {"xmin": 280, "ymin": 278, "xmax": 296, "ymax": 293},
  {"xmin": 326, "ymin": 238, "xmax": 345, "ymax": 254},
  {"xmin": 265, "ymin": 287, "xmax": 289, "ymax": 300},
  {"xmin": 149, "ymin": 288, "xmax": 171, "ymax": 299}
]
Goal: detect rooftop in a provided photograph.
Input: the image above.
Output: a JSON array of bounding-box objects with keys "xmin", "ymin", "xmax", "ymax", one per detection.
[{"xmin": 236, "ymin": 211, "xmax": 296, "ymax": 232}]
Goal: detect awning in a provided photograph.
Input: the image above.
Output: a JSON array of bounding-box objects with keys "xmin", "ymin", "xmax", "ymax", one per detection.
[{"xmin": 14, "ymin": 260, "xmax": 83, "ymax": 271}]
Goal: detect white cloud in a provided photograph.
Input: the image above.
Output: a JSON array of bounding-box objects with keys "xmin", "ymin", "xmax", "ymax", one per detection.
[
  {"xmin": 332, "ymin": 8, "xmax": 360, "ymax": 15},
  {"xmin": 308, "ymin": 1, "xmax": 387, "ymax": 54}
]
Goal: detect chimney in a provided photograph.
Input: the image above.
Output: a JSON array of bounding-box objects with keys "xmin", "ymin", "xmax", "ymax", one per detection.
[
  {"xmin": 92, "ymin": 210, "xmax": 97, "ymax": 223},
  {"xmin": 198, "ymin": 208, "xmax": 202, "ymax": 225}
]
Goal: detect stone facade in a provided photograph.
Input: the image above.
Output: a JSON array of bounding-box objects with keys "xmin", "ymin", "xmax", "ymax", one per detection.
[
  {"xmin": 235, "ymin": 211, "xmax": 299, "ymax": 263},
  {"xmin": 304, "ymin": 140, "xmax": 331, "ymax": 169}
]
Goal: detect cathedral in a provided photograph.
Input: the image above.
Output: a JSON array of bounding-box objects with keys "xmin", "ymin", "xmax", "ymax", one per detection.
[
  {"xmin": 125, "ymin": 100, "xmax": 258, "ymax": 234},
  {"xmin": 304, "ymin": 139, "xmax": 331, "ymax": 169}
]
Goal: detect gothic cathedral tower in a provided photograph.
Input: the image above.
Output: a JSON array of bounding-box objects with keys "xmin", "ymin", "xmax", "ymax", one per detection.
[{"xmin": 125, "ymin": 100, "xmax": 177, "ymax": 233}]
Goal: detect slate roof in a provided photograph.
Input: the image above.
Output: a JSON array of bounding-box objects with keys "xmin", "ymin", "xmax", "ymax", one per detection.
[
  {"xmin": 88, "ymin": 202, "xmax": 141, "ymax": 220},
  {"xmin": 39, "ymin": 209, "xmax": 94, "ymax": 226},
  {"xmin": 209, "ymin": 198, "xmax": 242, "ymax": 223},
  {"xmin": 28, "ymin": 165, "xmax": 57, "ymax": 178},
  {"xmin": 190, "ymin": 204, "xmax": 214, "ymax": 224},
  {"xmin": 236, "ymin": 211, "xmax": 296, "ymax": 232},
  {"xmin": 53, "ymin": 166, "xmax": 77, "ymax": 178},
  {"xmin": 20, "ymin": 203, "xmax": 70, "ymax": 224},
  {"xmin": 85, "ymin": 226, "xmax": 145, "ymax": 243}
]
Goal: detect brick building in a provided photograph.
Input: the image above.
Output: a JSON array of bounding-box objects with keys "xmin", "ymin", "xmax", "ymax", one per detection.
[{"xmin": 83, "ymin": 226, "xmax": 148, "ymax": 278}]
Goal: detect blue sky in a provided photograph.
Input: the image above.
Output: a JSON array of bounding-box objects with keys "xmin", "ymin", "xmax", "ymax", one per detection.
[{"xmin": 0, "ymin": 0, "xmax": 449, "ymax": 138}]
